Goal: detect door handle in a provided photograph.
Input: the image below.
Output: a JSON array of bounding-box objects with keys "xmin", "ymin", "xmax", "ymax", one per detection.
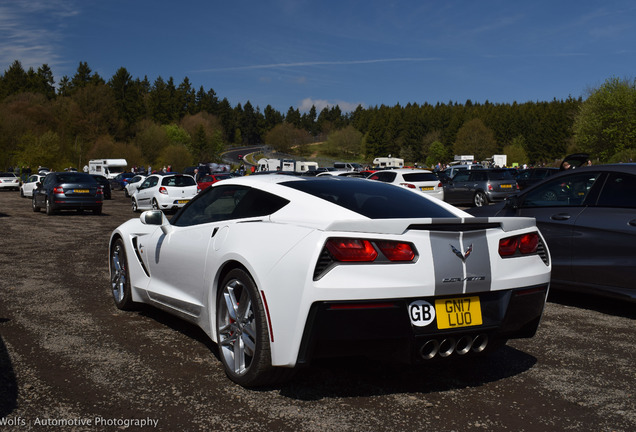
[
  {"xmin": 628, "ymin": 219, "xmax": 636, "ymax": 227},
  {"xmin": 551, "ymin": 213, "xmax": 571, "ymax": 221}
]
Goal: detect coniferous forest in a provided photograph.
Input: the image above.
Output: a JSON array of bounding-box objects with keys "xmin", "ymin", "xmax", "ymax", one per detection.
[{"xmin": 1, "ymin": 60, "xmax": 634, "ymax": 172}]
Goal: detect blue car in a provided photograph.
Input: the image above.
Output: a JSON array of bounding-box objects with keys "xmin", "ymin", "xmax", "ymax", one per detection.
[{"xmin": 109, "ymin": 172, "xmax": 135, "ymax": 191}]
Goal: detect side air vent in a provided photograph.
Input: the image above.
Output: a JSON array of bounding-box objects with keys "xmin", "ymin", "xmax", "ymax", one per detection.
[{"xmin": 536, "ymin": 236, "xmax": 550, "ymax": 266}]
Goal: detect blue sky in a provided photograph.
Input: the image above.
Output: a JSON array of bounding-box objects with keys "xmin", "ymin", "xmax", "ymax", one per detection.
[{"xmin": 1, "ymin": 0, "xmax": 634, "ymax": 113}]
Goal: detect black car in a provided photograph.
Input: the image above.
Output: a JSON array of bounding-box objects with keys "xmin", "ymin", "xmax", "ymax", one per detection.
[
  {"xmin": 516, "ymin": 167, "xmax": 559, "ymax": 190},
  {"xmin": 32, "ymin": 172, "xmax": 103, "ymax": 215},
  {"xmin": 90, "ymin": 174, "xmax": 112, "ymax": 199},
  {"xmin": 444, "ymin": 168, "xmax": 518, "ymax": 207},
  {"xmin": 468, "ymin": 164, "xmax": 636, "ymax": 302}
]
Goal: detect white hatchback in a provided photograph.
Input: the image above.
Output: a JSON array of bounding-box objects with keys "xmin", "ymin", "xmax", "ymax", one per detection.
[
  {"xmin": 367, "ymin": 168, "xmax": 444, "ymax": 200},
  {"xmin": 20, "ymin": 174, "xmax": 47, "ymax": 197},
  {"xmin": 124, "ymin": 175, "xmax": 146, "ymax": 197},
  {"xmin": 132, "ymin": 174, "xmax": 197, "ymax": 212}
]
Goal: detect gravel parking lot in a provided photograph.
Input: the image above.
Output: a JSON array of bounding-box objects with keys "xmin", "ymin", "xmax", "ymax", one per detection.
[{"xmin": 1, "ymin": 188, "xmax": 634, "ymax": 431}]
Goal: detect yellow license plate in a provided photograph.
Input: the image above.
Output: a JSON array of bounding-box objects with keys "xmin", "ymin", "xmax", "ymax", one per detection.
[
  {"xmin": 435, "ymin": 296, "xmax": 482, "ymax": 329},
  {"xmin": 177, "ymin": 200, "xmax": 189, "ymax": 204},
  {"xmin": 420, "ymin": 186, "xmax": 434, "ymax": 191},
  {"xmin": 74, "ymin": 189, "xmax": 89, "ymax": 193},
  {"xmin": 500, "ymin": 184, "xmax": 512, "ymax": 189}
]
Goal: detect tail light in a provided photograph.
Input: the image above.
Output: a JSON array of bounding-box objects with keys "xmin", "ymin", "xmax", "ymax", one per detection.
[
  {"xmin": 197, "ymin": 184, "xmax": 201, "ymax": 193},
  {"xmin": 315, "ymin": 238, "xmax": 417, "ymax": 280},
  {"xmin": 96, "ymin": 186, "xmax": 103, "ymax": 196},
  {"xmin": 437, "ymin": 182, "xmax": 442, "ymax": 188},
  {"xmin": 53, "ymin": 186, "xmax": 64, "ymax": 194},
  {"xmin": 377, "ymin": 241, "xmax": 415, "ymax": 261},
  {"xmin": 400, "ymin": 183, "xmax": 416, "ymax": 189},
  {"xmin": 326, "ymin": 238, "xmax": 377, "ymax": 262},
  {"xmin": 324, "ymin": 238, "xmax": 416, "ymax": 262},
  {"xmin": 488, "ymin": 184, "xmax": 493, "ymax": 191},
  {"xmin": 499, "ymin": 233, "xmax": 539, "ymax": 257},
  {"xmin": 159, "ymin": 186, "xmax": 168, "ymax": 195}
]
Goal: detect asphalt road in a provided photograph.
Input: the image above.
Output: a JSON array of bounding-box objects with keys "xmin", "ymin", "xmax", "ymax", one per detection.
[{"xmin": 0, "ymin": 188, "xmax": 634, "ymax": 431}]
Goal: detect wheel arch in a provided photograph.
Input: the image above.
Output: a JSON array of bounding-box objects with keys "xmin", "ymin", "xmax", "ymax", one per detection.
[{"xmin": 208, "ymin": 260, "xmax": 264, "ymax": 343}]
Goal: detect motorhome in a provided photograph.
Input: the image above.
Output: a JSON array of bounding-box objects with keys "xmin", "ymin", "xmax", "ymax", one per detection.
[
  {"xmin": 256, "ymin": 158, "xmax": 318, "ymax": 173},
  {"xmin": 88, "ymin": 159, "xmax": 128, "ymax": 179},
  {"xmin": 372, "ymin": 157, "xmax": 404, "ymax": 169}
]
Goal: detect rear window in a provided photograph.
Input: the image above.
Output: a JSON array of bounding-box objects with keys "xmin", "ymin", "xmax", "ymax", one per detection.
[
  {"xmin": 0, "ymin": 172, "xmax": 16, "ymax": 177},
  {"xmin": 403, "ymin": 172, "xmax": 438, "ymax": 182},
  {"xmin": 162, "ymin": 175, "xmax": 196, "ymax": 187},
  {"xmin": 282, "ymin": 178, "xmax": 455, "ymax": 219},
  {"xmin": 56, "ymin": 173, "xmax": 96, "ymax": 183}
]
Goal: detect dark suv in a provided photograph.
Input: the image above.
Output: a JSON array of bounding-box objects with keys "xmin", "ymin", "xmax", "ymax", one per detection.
[{"xmin": 444, "ymin": 169, "xmax": 518, "ymax": 207}]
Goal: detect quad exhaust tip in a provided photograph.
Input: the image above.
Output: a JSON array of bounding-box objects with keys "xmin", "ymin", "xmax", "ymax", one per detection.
[{"xmin": 419, "ymin": 334, "xmax": 489, "ymax": 360}]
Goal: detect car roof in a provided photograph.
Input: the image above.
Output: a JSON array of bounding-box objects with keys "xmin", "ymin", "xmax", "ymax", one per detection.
[{"xmin": 372, "ymin": 168, "xmax": 433, "ymax": 174}]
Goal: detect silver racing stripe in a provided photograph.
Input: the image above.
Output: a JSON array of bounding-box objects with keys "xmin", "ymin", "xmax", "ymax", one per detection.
[{"xmin": 431, "ymin": 231, "xmax": 492, "ymax": 295}]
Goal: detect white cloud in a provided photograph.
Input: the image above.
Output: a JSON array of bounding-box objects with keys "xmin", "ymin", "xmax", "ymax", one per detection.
[{"xmin": 0, "ymin": 1, "xmax": 79, "ymax": 70}]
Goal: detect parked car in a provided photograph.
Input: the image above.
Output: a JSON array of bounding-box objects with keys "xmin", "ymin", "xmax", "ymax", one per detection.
[
  {"xmin": 20, "ymin": 174, "xmax": 47, "ymax": 197},
  {"xmin": 124, "ymin": 175, "xmax": 146, "ymax": 197},
  {"xmin": 131, "ymin": 173, "xmax": 197, "ymax": 212},
  {"xmin": 0, "ymin": 172, "xmax": 20, "ymax": 191},
  {"xmin": 109, "ymin": 172, "xmax": 135, "ymax": 191},
  {"xmin": 444, "ymin": 169, "xmax": 518, "ymax": 207},
  {"xmin": 32, "ymin": 172, "xmax": 103, "ymax": 215},
  {"xmin": 197, "ymin": 173, "xmax": 232, "ymax": 193},
  {"xmin": 90, "ymin": 174, "xmax": 112, "ymax": 200},
  {"xmin": 109, "ymin": 175, "xmax": 551, "ymax": 387},
  {"xmin": 367, "ymin": 168, "xmax": 444, "ymax": 200},
  {"xmin": 443, "ymin": 163, "xmax": 484, "ymax": 179},
  {"xmin": 467, "ymin": 164, "xmax": 636, "ymax": 303},
  {"xmin": 516, "ymin": 168, "xmax": 559, "ymax": 190}
]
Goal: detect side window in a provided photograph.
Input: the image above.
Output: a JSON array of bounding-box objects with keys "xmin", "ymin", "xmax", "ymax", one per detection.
[
  {"xmin": 596, "ymin": 172, "xmax": 636, "ymax": 208},
  {"xmin": 453, "ymin": 172, "xmax": 470, "ymax": 182},
  {"xmin": 172, "ymin": 185, "xmax": 289, "ymax": 227},
  {"xmin": 523, "ymin": 172, "xmax": 600, "ymax": 207}
]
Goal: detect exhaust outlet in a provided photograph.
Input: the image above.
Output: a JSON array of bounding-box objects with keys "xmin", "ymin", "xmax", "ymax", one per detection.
[
  {"xmin": 438, "ymin": 338, "xmax": 456, "ymax": 358},
  {"xmin": 456, "ymin": 335, "xmax": 473, "ymax": 355},
  {"xmin": 420, "ymin": 340, "xmax": 439, "ymax": 360},
  {"xmin": 472, "ymin": 334, "xmax": 489, "ymax": 353}
]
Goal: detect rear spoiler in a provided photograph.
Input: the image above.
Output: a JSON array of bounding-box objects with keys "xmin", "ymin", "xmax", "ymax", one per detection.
[{"xmin": 324, "ymin": 217, "xmax": 536, "ymax": 235}]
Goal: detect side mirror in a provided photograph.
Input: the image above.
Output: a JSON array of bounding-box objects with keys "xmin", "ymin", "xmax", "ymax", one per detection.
[
  {"xmin": 140, "ymin": 210, "xmax": 172, "ymax": 235},
  {"xmin": 504, "ymin": 195, "xmax": 520, "ymax": 209}
]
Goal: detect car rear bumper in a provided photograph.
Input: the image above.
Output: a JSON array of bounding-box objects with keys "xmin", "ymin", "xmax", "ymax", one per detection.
[{"xmin": 296, "ymin": 284, "xmax": 548, "ymax": 365}]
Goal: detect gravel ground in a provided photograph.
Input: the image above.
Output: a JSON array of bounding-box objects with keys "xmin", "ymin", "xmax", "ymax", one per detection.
[{"xmin": 0, "ymin": 188, "xmax": 634, "ymax": 431}]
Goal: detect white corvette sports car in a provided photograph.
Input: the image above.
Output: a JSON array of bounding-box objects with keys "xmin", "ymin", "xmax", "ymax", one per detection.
[{"xmin": 109, "ymin": 175, "xmax": 551, "ymax": 386}]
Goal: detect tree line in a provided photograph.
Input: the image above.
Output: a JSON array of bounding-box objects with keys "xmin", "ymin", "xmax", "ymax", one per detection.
[{"xmin": 1, "ymin": 60, "xmax": 634, "ymax": 172}]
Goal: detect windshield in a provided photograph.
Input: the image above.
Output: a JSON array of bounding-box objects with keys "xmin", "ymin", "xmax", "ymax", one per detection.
[{"xmin": 282, "ymin": 178, "xmax": 455, "ymax": 219}]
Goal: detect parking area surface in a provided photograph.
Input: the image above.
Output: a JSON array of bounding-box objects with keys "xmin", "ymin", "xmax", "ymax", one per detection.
[{"xmin": 0, "ymin": 189, "xmax": 634, "ymax": 431}]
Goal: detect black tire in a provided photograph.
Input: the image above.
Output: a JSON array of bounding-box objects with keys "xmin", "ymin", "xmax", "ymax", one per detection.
[
  {"xmin": 45, "ymin": 197, "xmax": 55, "ymax": 215},
  {"xmin": 110, "ymin": 238, "xmax": 135, "ymax": 310},
  {"xmin": 32, "ymin": 195, "xmax": 40, "ymax": 212},
  {"xmin": 124, "ymin": 189, "xmax": 129, "ymax": 198},
  {"xmin": 20, "ymin": 188, "xmax": 24, "ymax": 198},
  {"xmin": 131, "ymin": 198, "xmax": 139, "ymax": 212},
  {"xmin": 151, "ymin": 199, "xmax": 159, "ymax": 210},
  {"xmin": 216, "ymin": 269, "xmax": 291, "ymax": 387},
  {"xmin": 473, "ymin": 191, "xmax": 488, "ymax": 207}
]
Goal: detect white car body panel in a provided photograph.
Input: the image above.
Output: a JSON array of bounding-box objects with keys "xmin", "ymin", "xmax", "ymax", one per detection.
[{"xmin": 111, "ymin": 175, "xmax": 552, "ymax": 374}]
